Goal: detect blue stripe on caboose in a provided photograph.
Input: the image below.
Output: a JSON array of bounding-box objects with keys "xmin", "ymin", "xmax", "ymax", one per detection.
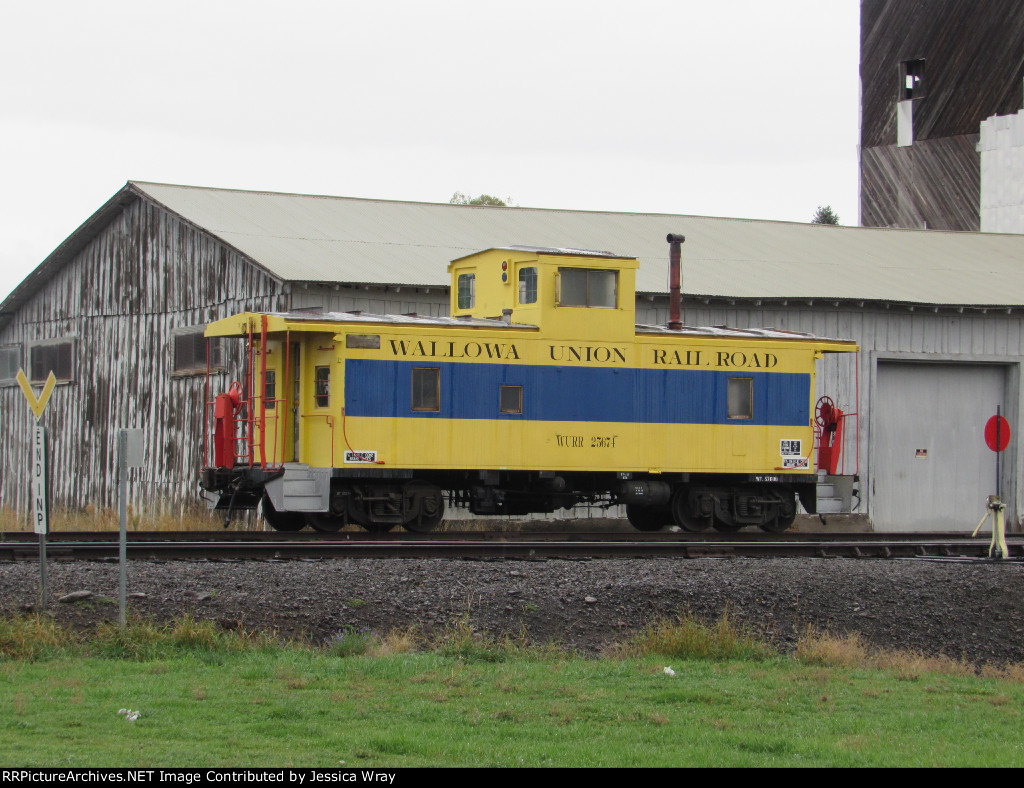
[{"xmin": 344, "ymin": 359, "xmax": 809, "ymax": 426}]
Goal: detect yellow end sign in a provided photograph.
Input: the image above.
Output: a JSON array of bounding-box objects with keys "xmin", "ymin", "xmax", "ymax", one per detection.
[{"xmin": 17, "ymin": 369, "xmax": 56, "ymax": 420}]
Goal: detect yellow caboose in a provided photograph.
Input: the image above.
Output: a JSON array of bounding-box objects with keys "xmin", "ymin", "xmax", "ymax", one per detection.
[{"xmin": 200, "ymin": 243, "xmax": 858, "ymax": 533}]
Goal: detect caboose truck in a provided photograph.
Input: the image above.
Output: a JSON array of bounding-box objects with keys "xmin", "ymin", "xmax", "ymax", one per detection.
[{"xmin": 199, "ymin": 240, "xmax": 859, "ymax": 533}]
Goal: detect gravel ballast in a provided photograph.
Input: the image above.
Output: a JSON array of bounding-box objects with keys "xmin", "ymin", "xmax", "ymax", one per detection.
[{"xmin": 3, "ymin": 556, "xmax": 1024, "ymax": 665}]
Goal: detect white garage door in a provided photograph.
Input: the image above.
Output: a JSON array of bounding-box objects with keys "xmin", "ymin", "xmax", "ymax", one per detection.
[{"xmin": 871, "ymin": 361, "xmax": 1008, "ymax": 532}]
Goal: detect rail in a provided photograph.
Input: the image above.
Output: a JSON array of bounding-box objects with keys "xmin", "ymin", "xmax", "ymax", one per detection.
[{"xmin": 2, "ymin": 530, "xmax": 1021, "ymax": 562}]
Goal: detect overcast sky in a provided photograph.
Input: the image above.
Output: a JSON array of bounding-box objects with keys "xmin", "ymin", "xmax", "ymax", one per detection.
[{"xmin": 0, "ymin": 0, "xmax": 861, "ymax": 303}]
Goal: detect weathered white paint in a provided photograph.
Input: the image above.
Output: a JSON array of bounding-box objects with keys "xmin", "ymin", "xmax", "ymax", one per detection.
[{"xmin": 0, "ymin": 198, "xmax": 286, "ymax": 518}]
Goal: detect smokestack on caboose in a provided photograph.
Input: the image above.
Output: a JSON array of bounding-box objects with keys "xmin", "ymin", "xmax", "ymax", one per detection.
[{"xmin": 666, "ymin": 233, "xmax": 685, "ymax": 330}]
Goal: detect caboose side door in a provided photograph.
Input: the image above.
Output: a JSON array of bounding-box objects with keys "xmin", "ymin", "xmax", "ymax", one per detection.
[{"xmin": 290, "ymin": 342, "xmax": 301, "ymax": 461}]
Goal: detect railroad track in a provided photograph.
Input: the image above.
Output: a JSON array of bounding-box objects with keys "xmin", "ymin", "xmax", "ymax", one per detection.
[{"xmin": 1, "ymin": 530, "xmax": 1021, "ymax": 561}]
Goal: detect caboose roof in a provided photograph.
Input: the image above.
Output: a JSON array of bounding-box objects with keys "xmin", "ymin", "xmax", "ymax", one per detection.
[
  {"xmin": 206, "ymin": 310, "xmax": 858, "ymax": 349},
  {"xmin": 450, "ymin": 245, "xmax": 625, "ymax": 262},
  {"xmin": 204, "ymin": 310, "xmax": 538, "ymax": 336}
]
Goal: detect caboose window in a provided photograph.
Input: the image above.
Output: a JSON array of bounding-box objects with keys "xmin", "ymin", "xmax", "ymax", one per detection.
[
  {"xmin": 264, "ymin": 370, "xmax": 276, "ymax": 410},
  {"xmin": 727, "ymin": 377, "xmax": 753, "ymax": 420},
  {"xmin": 412, "ymin": 367, "xmax": 440, "ymax": 411},
  {"xmin": 457, "ymin": 273, "xmax": 476, "ymax": 309},
  {"xmin": 500, "ymin": 385, "xmax": 522, "ymax": 414},
  {"xmin": 518, "ymin": 267, "xmax": 537, "ymax": 305},
  {"xmin": 314, "ymin": 366, "xmax": 330, "ymax": 408},
  {"xmin": 557, "ymin": 268, "xmax": 617, "ymax": 308}
]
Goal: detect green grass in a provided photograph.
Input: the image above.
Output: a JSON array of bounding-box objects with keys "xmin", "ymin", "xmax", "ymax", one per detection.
[{"xmin": 2, "ymin": 614, "xmax": 1024, "ymax": 767}]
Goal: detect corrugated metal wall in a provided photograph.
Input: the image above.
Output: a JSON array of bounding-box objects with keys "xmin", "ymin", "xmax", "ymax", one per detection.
[
  {"xmin": 290, "ymin": 284, "xmax": 450, "ymax": 317},
  {"xmin": 0, "ymin": 198, "xmax": 287, "ymax": 520},
  {"xmin": 638, "ymin": 298, "xmax": 1024, "ymax": 527},
  {"xmin": 872, "ymin": 361, "xmax": 1011, "ymax": 531}
]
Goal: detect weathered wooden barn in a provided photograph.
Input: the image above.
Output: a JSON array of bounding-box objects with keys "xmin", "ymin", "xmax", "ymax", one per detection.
[
  {"xmin": 860, "ymin": 0, "xmax": 1024, "ymax": 230},
  {"xmin": 3, "ymin": 181, "xmax": 1024, "ymax": 532}
]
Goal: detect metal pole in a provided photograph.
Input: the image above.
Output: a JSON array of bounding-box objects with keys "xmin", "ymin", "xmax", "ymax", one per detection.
[
  {"xmin": 118, "ymin": 429, "xmax": 127, "ymax": 626},
  {"xmin": 34, "ymin": 425, "xmax": 48, "ymax": 611},
  {"xmin": 996, "ymin": 406, "xmax": 1002, "ymax": 499},
  {"xmin": 38, "ymin": 530, "xmax": 47, "ymax": 612}
]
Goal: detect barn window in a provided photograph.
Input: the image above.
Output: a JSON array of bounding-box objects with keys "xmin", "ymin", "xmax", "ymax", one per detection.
[
  {"xmin": 556, "ymin": 268, "xmax": 617, "ymax": 308},
  {"xmin": 30, "ymin": 340, "xmax": 73, "ymax": 383},
  {"xmin": 0, "ymin": 345, "xmax": 20, "ymax": 384},
  {"xmin": 500, "ymin": 385, "xmax": 522, "ymax": 414},
  {"xmin": 457, "ymin": 273, "xmax": 476, "ymax": 309},
  {"xmin": 412, "ymin": 367, "xmax": 440, "ymax": 412},
  {"xmin": 727, "ymin": 377, "xmax": 753, "ymax": 420},
  {"xmin": 173, "ymin": 329, "xmax": 222, "ymax": 375},
  {"xmin": 314, "ymin": 366, "xmax": 330, "ymax": 408},
  {"xmin": 518, "ymin": 267, "xmax": 538, "ymax": 305}
]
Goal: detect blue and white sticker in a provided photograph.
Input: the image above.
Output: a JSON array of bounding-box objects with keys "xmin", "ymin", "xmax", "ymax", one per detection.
[{"xmin": 345, "ymin": 450, "xmax": 378, "ymax": 464}]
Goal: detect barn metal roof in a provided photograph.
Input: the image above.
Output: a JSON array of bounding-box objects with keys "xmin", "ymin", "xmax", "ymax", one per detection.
[
  {"xmin": 6, "ymin": 181, "xmax": 1024, "ymax": 332},
  {"xmin": 131, "ymin": 181, "xmax": 1024, "ymax": 307}
]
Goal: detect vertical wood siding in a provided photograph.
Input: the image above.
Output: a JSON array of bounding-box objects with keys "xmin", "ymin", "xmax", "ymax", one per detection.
[
  {"xmin": 861, "ymin": 135, "xmax": 981, "ymax": 230},
  {"xmin": 861, "ymin": 0, "xmax": 1024, "ymax": 148},
  {"xmin": 0, "ymin": 198, "xmax": 286, "ymax": 518}
]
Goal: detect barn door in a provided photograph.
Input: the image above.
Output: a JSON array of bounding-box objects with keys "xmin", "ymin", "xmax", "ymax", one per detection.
[{"xmin": 871, "ymin": 361, "xmax": 1010, "ymax": 531}]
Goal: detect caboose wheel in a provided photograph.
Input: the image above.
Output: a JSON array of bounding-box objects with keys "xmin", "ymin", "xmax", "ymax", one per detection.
[
  {"xmin": 758, "ymin": 491, "xmax": 797, "ymax": 533},
  {"xmin": 758, "ymin": 513, "xmax": 796, "ymax": 533},
  {"xmin": 260, "ymin": 496, "xmax": 307, "ymax": 532},
  {"xmin": 308, "ymin": 514, "xmax": 346, "ymax": 533},
  {"xmin": 677, "ymin": 510, "xmax": 713, "ymax": 532},
  {"xmin": 670, "ymin": 489, "xmax": 712, "ymax": 532},
  {"xmin": 626, "ymin": 505, "xmax": 670, "ymax": 532},
  {"xmin": 712, "ymin": 519, "xmax": 743, "ymax": 533},
  {"xmin": 403, "ymin": 481, "xmax": 445, "ymax": 533}
]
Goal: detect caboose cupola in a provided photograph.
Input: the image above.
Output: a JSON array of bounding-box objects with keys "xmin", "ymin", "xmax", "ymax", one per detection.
[{"xmin": 448, "ymin": 246, "xmax": 639, "ymax": 342}]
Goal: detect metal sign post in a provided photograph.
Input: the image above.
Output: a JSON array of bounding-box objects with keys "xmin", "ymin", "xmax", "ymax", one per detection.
[
  {"xmin": 31, "ymin": 424, "xmax": 49, "ymax": 609},
  {"xmin": 118, "ymin": 429, "xmax": 143, "ymax": 626},
  {"xmin": 17, "ymin": 369, "xmax": 56, "ymax": 610},
  {"xmin": 976, "ymin": 409, "xmax": 1012, "ymax": 559}
]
